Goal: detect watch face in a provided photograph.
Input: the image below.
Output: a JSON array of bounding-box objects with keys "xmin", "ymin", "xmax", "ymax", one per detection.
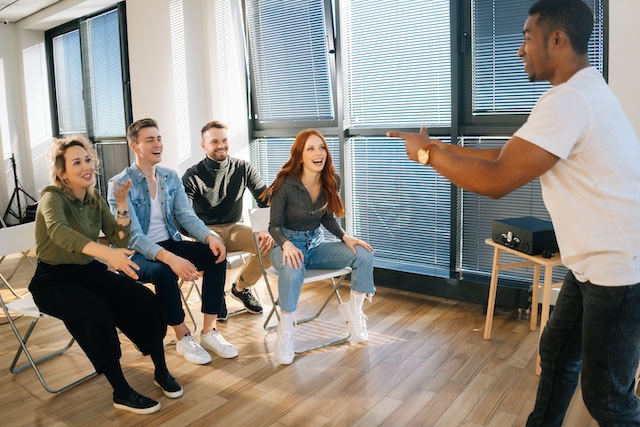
[{"xmin": 418, "ymin": 149, "xmax": 429, "ymax": 165}]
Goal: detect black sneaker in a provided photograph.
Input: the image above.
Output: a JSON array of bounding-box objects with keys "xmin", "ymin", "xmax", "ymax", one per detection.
[
  {"xmin": 113, "ymin": 391, "xmax": 161, "ymax": 414},
  {"xmin": 231, "ymin": 283, "xmax": 263, "ymax": 314},
  {"xmin": 153, "ymin": 372, "xmax": 183, "ymax": 398},
  {"xmin": 218, "ymin": 297, "xmax": 228, "ymax": 322}
]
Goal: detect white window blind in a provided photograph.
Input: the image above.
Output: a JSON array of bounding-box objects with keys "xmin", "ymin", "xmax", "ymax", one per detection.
[
  {"xmin": 459, "ymin": 137, "xmax": 567, "ymax": 286},
  {"xmin": 245, "ymin": 0, "xmax": 334, "ymax": 123},
  {"xmin": 52, "ymin": 30, "xmax": 86, "ymax": 134},
  {"xmin": 340, "ymin": 0, "xmax": 451, "ymax": 128},
  {"xmin": 472, "ymin": 0, "xmax": 604, "ymax": 115},
  {"xmin": 80, "ymin": 8, "xmax": 126, "ymax": 138},
  {"xmin": 345, "ymin": 137, "xmax": 451, "ymax": 276}
]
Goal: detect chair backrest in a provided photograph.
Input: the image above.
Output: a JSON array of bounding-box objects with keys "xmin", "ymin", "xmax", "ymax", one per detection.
[
  {"xmin": 0, "ymin": 222, "xmax": 37, "ymax": 258},
  {"xmin": 248, "ymin": 207, "xmax": 270, "ymax": 234}
]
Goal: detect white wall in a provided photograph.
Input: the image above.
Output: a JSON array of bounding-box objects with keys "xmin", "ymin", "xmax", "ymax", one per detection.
[
  {"xmin": 126, "ymin": 0, "xmax": 249, "ymax": 175},
  {"xmin": 608, "ymin": 0, "xmax": 640, "ymax": 138}
]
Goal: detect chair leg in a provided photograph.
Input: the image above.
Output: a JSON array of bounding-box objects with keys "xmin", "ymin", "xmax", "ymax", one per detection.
[
  {"xmin": 262, "ymin": 274, "xmax": 281, "ymax": 331},
  {"xmin": 179, "ymin": 282, "xmax": 199, "ymax": 332},
  {"xmin": 1, "ymin": 260, "xmax": 31, "ymax": 298},
  {"xmin": 263, "ymin": 274, "xmax": 349, "ymax": 341},
  {"xmin": 295, "ymin": 275, "xmax": 346, "ymax": 326},
  {"xmin": 7, "ymin": 316, "xmax": 97, "ymax": 394},
  {"xmin": 293, "ymin": 276, "xmax": 350, "ymax": 353},
  {"xmin": 227, "ymin": 254, "xmax": 257, "ymax": 318}
]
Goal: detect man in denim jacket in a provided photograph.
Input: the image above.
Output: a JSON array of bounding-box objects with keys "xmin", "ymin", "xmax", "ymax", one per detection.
[{"xmin": 108, "ymin": 118, "xmax": 238, "ymax": 365}]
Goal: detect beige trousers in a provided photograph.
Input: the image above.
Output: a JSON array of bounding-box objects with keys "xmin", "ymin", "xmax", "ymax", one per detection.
[{"xmin": 207, "ymin": 222, "xmax": 272, "ymax": 288}]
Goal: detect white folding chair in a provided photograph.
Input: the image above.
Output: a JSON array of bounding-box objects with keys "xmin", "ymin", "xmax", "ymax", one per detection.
[
  {"xmin": 176, "ymin": 234, "xmax": 254, "ymax": 329},
  {"xmin": 179, "ymin": 250, "xmax": 256, "ymax": 320},
  {"xmin": 0, "ymin": 222, "xmax": 97, "ymax": 394},
  {"xmin": 248, "ymin": 207, "xmax": 351, "ymax": 353},
  {"xmin": 0, "ymin": 221, "xmax": 36, "ymax": 298}
]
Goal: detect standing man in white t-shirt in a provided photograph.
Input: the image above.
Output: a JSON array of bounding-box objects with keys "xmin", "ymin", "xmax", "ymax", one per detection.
[{"xmin": 389, "ymin": 0, "xmax": 640, "ymax": 425}]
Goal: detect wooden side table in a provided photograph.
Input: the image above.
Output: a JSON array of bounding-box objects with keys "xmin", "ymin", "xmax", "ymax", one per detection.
[{"xmin": 483, "ymin": 238, "xmax": 563, "ymax": 374}]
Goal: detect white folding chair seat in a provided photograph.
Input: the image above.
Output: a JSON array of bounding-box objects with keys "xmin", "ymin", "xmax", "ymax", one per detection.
[
  {"xmin": 248, "ymin": 207, "xmax": 351, "ymax": 353},
  {"xmin": 0, "ymin": 222, "xmax": 97, "ymax": 394}
]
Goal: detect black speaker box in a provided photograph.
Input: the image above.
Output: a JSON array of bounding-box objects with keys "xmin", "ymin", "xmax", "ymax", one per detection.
[{"xmin": 491, "ymin": 216, "xmax": 559, "ymax": 255}]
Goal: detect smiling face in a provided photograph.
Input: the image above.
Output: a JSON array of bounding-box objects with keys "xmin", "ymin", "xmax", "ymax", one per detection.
[
  {"xmin": 518, "ymin": 14, "xmax": 553, "ymax": 83},
  {"xmin": 131, "ymin": 126, "xmax": 163, "ymax": 168},
  {"xmin": 60, "ymin": 145, "xmax": 95, "ymax": 198},
  {"xmin": 301, "ymin": 134, "xmax": 327, "ymax": 176},
  {"xmin": 201, "ymin": 127, "xmax": 229, "ymax": 162}
]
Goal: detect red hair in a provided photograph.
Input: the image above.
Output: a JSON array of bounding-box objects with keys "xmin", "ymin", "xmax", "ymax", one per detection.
[{"xmin": 260, "ymin": 129, "xmax": 345, "ymax": 217}]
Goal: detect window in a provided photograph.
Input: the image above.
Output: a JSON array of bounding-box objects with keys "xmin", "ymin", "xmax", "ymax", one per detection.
[
  {"xmin": 244, "ymin": 0, "xmax": 605, "ymax": 292},
  {"xmin": 51, "ymin": 31, "xmax": 85, "ymax": 134},
  {"xmin": 341, "ymin": 0, "xmax": 451, "ymax": 129},
  {"xmin": 46, "ymin": 3, "xmax": 130, "ymax": 141},
  {"xmin": 245, "ymin": 0, "xmax": 335, "ymax": 126},
  {"xmin": 469, "ymin": 0, "xmax": 605, "ymax": 121},
  {"xmin": 345, "ymin": 136, "xmax": 451, "ymax": 275},
  {"xmin": 339, "ymin": 0, "xmax": 452, "ymax": 275}
]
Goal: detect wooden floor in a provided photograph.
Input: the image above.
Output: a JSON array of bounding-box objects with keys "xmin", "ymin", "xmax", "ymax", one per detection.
[{"xmin": 0, "ymin": 252, "xmax": 604, "ymax": 426}]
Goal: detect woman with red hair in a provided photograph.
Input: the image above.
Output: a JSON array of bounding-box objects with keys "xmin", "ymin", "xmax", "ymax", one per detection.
[{"xmin": 261, "ymin": 129, "xmax": 374, "ymax": 365}]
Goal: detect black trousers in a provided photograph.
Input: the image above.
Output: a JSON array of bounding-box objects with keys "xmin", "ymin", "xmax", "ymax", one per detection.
[{"xmin": 29, "ymin": 261, "xmax": 167, "ymax": 373}]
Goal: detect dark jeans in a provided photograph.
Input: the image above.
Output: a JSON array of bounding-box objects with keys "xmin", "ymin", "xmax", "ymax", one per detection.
[
  {"xmin": 29, "ymin": 261, "xmax": 167, "ymax": 373},
  {"xmin": 132, "ymin": 239, "xmax": 226, "ymax": 326},
  {"xmin": 527, "ymin": 271, "xmax": 640, "ymax": 427}
]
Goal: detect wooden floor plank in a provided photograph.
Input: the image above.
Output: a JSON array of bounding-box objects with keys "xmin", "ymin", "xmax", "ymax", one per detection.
[{"xmin": 0, "ymin": 255, "xmax": 601, "ymax": 426}]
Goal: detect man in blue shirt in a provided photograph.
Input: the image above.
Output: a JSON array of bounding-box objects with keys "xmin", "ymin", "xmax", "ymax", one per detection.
[{"xmin": 109, "ymin": 118, "xmax": 237, "ymax": 365}]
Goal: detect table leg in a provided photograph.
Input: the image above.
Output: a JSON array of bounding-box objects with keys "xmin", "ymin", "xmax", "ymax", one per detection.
[
  {"xmin": 530, "ymin": 264, "xmax": 541, "ymax": 332},
  {"xmin": 484, "ymin": 246, "xmax": 501, "ymax": 340},
  {"xmin": 536, "ymin": 265, "xmax": 554, "ymax": 375}
]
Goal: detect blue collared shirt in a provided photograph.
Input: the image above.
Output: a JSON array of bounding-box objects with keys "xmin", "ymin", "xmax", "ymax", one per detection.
[{"xmin": 108, "ymin": 163, "xmax": 213, "ymax": 260}]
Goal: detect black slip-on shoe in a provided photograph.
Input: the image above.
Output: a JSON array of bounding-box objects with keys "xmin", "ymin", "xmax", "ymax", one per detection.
[
  {"xmin": 113, "ymin": 391, "xmax": 161, "ymax": 414},
  {"xmin": 153, "ymin": 372, "xmax": 183, "ymax": 398}
]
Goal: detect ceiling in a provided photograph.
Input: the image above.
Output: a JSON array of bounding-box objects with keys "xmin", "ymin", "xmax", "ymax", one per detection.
[
  {"xmin": 0, "ymin": 0, "xmax": 116, "ymax": 30},
  {"xmin": 0, "ymin": 0, "xmax": 61, "ymax": 23}
]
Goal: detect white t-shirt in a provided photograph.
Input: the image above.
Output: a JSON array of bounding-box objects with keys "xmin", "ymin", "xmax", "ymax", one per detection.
[
  {"xmin": 514, "ymin": 67, "xmax": 640, "ymax": 286},
  {"xmin": 147, "ymin": 184, "xmax": 171, "ymax": 243}
]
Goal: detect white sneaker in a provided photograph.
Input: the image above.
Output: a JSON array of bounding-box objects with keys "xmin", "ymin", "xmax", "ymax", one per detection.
[
  {"xmin": 176, "ymin": 333, "xmax": 212, "ymax": 365},
  {"xmin": 274, "ymin": 322, "xmax": 295, "ymax": 365},
  {"xmin": 200, "ymin": 330, "xmax": 238, "ymax": 359},
  {"xmin": 339, "ymin": 302, "xmax": 368, "ymax": 343}
]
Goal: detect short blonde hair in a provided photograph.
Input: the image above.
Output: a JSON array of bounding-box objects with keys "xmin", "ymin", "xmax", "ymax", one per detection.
[{"xmin": 47, "ymin": 136, "xmax": 100, "ymax": 204}]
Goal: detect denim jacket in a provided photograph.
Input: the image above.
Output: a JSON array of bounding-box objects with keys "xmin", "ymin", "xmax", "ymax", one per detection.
[{"xmin": 108, "ymin": 163, "xmax": 213, "ymax": 260}]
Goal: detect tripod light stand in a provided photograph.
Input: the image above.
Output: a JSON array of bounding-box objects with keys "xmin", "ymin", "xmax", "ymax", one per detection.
[{"xmin": 2, "ymin": 153, "xmax": 37, "ymax": 227}]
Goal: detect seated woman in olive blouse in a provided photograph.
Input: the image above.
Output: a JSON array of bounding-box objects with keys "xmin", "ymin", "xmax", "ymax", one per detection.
[
  {"xmin": 28, "ymin": 137, "xmax": 181, "ymax": 414},
  {"xmin": 260, "ymin": 129, "xmax": 375, "ymax": 365}
]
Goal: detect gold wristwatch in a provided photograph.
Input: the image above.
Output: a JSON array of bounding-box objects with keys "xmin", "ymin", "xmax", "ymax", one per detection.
[{"xmin": 417, "ymin": 143, "xmax": 437, "ymax": 165}]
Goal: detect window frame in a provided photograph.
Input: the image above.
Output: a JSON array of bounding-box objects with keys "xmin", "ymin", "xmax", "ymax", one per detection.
[
  {"xmin": 244, "ymin": 0, "xmax": 340, "ymax": 134},
  {"xmin": 243, "ymin": 0, "xmax": 610, "ymax": 305},
  {"xmin": 45, "ymin": 2, "xmax": 132, "ymax": 142},
  {"xmin": 458, "ymin": 0, "xmax": 609, "ymax": 135}
]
